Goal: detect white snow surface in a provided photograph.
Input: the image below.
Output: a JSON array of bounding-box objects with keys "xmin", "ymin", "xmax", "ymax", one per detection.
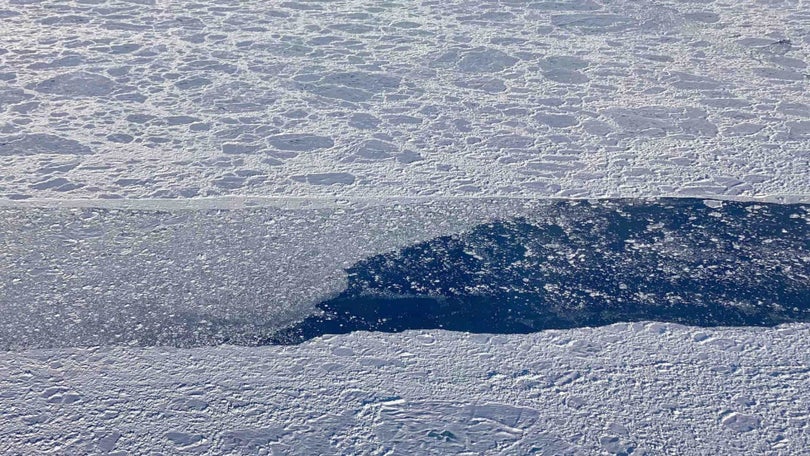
[
  {"xmin": 1, "ymin": 323, "xmax": 808, "ymax": 455},
  {"xmin": 0, "ymin": 0, "xmax": 808, "ymax": 201}
]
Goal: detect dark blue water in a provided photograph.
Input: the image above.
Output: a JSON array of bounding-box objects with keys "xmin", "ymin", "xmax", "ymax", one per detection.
[{"xmin": 267, "ymin": 198, "xmax": 809, "ymax": 344}]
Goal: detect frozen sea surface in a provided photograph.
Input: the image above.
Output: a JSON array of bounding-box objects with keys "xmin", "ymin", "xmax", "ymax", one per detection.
[
  {"xmin": 1, "ymin": 0, "xmax": 810, "ymax": 454},
  {"xmin": 0, "ymin": 0, "xmax": 808, "ymax": 201}
]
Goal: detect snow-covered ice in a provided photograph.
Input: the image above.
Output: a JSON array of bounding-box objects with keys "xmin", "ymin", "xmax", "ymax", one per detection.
[
  {"xmin": 1, "ymin": 324, "xmax": 809, "ymax": 454},
  {"xmin": 0, "ymin": 0, "xmax": 808, "ymax": 201}
]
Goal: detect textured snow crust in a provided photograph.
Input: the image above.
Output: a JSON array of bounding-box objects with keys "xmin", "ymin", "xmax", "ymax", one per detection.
[
  {"xmin": 0, "ymin": 0, "xmax": 808, "ymax": 201},
  {"xmin": 1, "ymin": 323, "xmax": 808, "ymax": 455}
]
